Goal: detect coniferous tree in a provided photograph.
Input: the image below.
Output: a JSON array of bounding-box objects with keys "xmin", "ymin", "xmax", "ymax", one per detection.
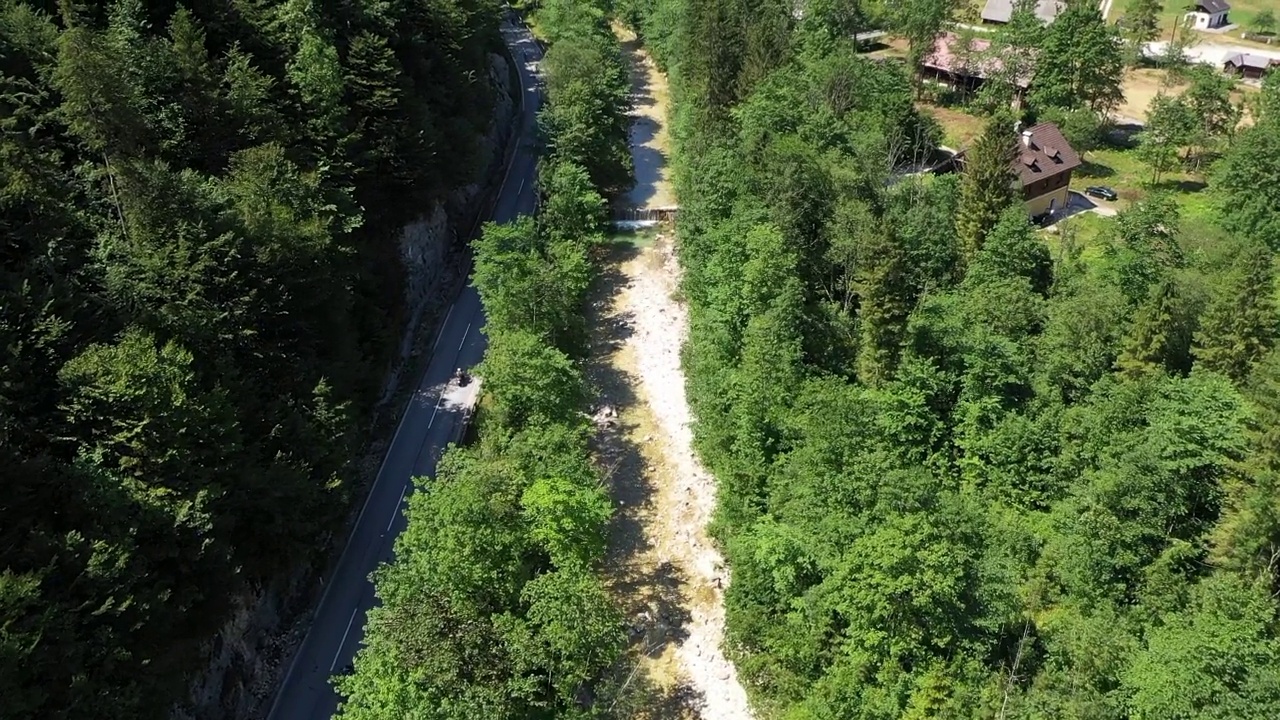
[
  {"xmin": 1210, "ymin": 349, "xmax": 1280, "ymax": 575},
  {"xmin": 956, "ymin": 117, "xmax": 1018, "ymax": 263},
  {"xmin": 1, "ymin": 0, "xmax": 506, "ymax": 714},
  {"xmin": 1117, "ymin": 277, "xmax": 1197, "ymax": 377},
  {"xmin": 856, "ymin": 224, "xmax": 911, "ymax": 387},
  {"xmin": 682, "ymin": 0, "xmax": 745, "ymax": 119},
  {"xmin": 1194, "ymin": 241, "xmax": 1278, "ymax": 382},
  {"xmin": 345, "ymin": 29, "xmax": 406, "ymax": 188}
]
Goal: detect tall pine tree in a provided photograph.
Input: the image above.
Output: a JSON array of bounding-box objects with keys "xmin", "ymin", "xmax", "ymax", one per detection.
[
  {"xmin": 1194, "ymin": 241, "xmax": 1278, "ymax": 381},
  {"xmin": 956, "ymin": 116, "xmax": 1018, "ymax": 264},
  {"xmin": 1117, "ymin": 277, "xmax": 1198, "ymax": 377}
]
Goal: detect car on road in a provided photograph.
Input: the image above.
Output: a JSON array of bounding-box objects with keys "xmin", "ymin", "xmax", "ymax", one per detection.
[{"xmin": 1085, "ymin": 185, "xmax": 1118, "ymax": 201}]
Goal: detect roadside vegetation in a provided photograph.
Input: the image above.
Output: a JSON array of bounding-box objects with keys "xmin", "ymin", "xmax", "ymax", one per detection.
[
  {"xmin": 335, "ymin": 2, "xmax": 637, "ymax": 717},
  {"xmin": 0, "ymin": 0, "xmax": 503, "ymax": 716},
  {"xmin": 622, "ymin": 0, "xmax": 1280, "ymax": 717}
]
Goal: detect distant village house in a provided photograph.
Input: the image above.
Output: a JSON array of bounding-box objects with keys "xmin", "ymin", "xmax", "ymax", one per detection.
[
  {"xmin": 980, "ymin": 0, "xmax": 1064, "ymax": 26},
  {"xmin": 918, "ymin": 32, "xmax": 1032, "ymax": 102},
  {"xmin": 1223, "ymin": 52, "xmax": 1279, "ymax": 80},
  {"xmin": 1185, "ymin": 0, "xmax": 1231, "ymax": 30}
]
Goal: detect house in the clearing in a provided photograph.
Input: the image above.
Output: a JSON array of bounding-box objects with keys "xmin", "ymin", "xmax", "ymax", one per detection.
[
  {"xmin": 1185, "ymin": 0, "xmax": 1231, "ymax": 30},
  {"xmin": 980, "ymin": 0, "xmax": 1064, "ymax": 26},
  {"xmin": 1010, "ymin": 122, "xmax": 1082, "ymax": 218},
  {"xmin": 1223, "ymin": 52, "xmax": 1280, "ymax": 80},
  {"xmin": 935, "ymin": 122, "xmax": 1081, "ymax": 219},
  {"xmin": 919, "ymin": 32, "xmax": 1032, "ymax": 102}
]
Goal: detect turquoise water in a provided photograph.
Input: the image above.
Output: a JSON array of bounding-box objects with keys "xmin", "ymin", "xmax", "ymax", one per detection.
[{"xmin": 610, "ymin": 229, "xmax": 657, "ymax": 248}]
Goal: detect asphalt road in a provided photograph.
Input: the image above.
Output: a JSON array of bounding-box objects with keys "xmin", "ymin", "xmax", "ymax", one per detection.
[{"xmin": 265, "ymin": 13, "xmax": 543, "ymax": 720}]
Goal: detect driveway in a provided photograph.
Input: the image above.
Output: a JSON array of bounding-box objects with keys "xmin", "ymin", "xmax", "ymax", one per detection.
[
  {"xmin": 1039, "ymin": 190, "xmax": 1118, "ymax": 230},
  {"xmin": 1144, "ymin": 39, "xmax": 1280, "ymax": 66}
]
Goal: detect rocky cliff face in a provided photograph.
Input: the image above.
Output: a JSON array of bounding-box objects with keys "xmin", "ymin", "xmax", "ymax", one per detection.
[
  {"xmin": 177, "ymin": 49, "xmax": 519, "ymax": 720},
  {"xmin": 397, "ymin": 51, "xmax": 516, "ymax": 346}
]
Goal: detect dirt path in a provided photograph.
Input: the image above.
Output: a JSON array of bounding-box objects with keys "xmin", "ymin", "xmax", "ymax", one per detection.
[
  {"xmin": 587, "ymin": 236, "xmax": 753, "ymax": 720},
  {"xmin": 614, "ymin": 24, "xmax": 676, "ymax": 210}
]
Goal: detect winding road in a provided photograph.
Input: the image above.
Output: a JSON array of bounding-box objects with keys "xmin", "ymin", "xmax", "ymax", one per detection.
[{"xmin": 264, "ymin": 12, "xmax": 544, "ymax": 720}]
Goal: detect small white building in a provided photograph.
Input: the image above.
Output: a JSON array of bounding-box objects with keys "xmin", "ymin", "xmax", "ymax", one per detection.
[{"xmin": 1185, "ymin": 0, "xmax": 1231, "ymax": 30}]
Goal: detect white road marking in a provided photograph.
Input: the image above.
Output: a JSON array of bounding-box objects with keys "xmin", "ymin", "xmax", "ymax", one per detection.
[
  {"xmin": 431, "ymin": 303, "xmax": 455, "ymax": 352},
  {"xmin": 458, "ymin": 322, "xmax": 472, "ymax": 351},
  {"xmin": 266, "ymin": 14, "xmax": 539, "ymax": 719},
  {"xmin": 427, "ymin": 393, "xmax": 444, "ymax": 430},
  {"xmin": 387, "ymin": 484, "xmax": 408, "ymax": 531},
  {"xmin": 330, "ymin": 608, "xmax": 360, "ymax": 672}
]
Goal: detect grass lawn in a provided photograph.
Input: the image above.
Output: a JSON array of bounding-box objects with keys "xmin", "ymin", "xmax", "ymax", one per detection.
[
  {"xmin": 1057, "ymin": 141, "xmax": 1234, "ymax": 270},
  {"xmin": 1071, "ymin": 143, "xmax": 1212, "ymax": 213},
  {"xmin": 919, "ymin": 103, "xmax": 986, "ymax": 148},
  {"xmin": 1042, "ymin": 211, "xmax": 1114, "ymax": 265},
  {"xmin": 1224, "ymin": 0, "xmax": 1275, "ymax": 28},
  {"xmin": 865, "ymin": 36, "xmax": 910, "ymax": 60}
]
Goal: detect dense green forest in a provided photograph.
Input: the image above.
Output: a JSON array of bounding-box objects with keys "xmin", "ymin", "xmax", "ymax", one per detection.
[
  {"xmin": 334, "ymin": 1, "xmax": 634, "ymax": 717},
  {"xmin": 0, "ymin": 0, "xmax": 504, "ymax": 716},
  {"xmin": 620, "ymin": 0, "xmax": 1280, "ymax": 718}
]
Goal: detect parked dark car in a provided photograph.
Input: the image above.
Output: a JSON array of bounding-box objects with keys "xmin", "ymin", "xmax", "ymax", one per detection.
[{"xmin": 1085, "ymin": 185, "xmax": 1118, "ymax": 201}]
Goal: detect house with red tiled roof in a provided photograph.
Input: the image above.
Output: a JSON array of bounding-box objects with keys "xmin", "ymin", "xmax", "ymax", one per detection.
[{"xmin": 918, "ymin": 32, "xmax": 1032, "ymax": 103}]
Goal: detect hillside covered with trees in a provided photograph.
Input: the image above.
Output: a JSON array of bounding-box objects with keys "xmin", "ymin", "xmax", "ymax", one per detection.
[
  {"xmin": 334, "ymin": 0, "xmax": 634, "ymax": 716},
  {"xmin": 0, "ymin": 0, "xmax": 505, "ymax": 716},
  {"xmin": 620, "ymin": 0, "xmax": 1280, "ymax": 717}
]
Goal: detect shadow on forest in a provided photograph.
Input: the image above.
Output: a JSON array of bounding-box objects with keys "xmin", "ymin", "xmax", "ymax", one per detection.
[
  {"xmin": 1105, "ymin": 123, "xmax": 1142, "ymax": 149},
  {"xmin": 1078, "ymin": 160, "xmax": 1116, "ymax": 179},
  {"xmin": 1158, "ymin": 179, "xmax": 1208, "ymax": 194},
  {"xmin": 600, "ymin": 669, "xmax": 704, "ymax": 720},
  {"xmin": 584, "ymin": 241, "xmax": 702, "ymax": 718}
]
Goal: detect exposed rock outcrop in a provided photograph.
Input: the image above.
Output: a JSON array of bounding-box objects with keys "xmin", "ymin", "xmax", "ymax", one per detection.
[{"xmin": 397, "ymin": 51, "xmax": 516, "ymax": 353}]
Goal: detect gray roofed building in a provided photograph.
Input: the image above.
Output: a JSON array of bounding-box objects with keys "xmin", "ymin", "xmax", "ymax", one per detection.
[
  {"xmin": 981, "ymin": 0, "xmax": 1065, "ymax": 25},
  {"xmin": 1223, "ymin": 52, "xmax": 1279, "ymax": 79},
  {"xmin": 1194, "ymin": 0, "xmax": 1230, "ymax": 14},
  {"xmin": 1185, "ymin": 0, "xmax": 1231, "ymax": 29}
]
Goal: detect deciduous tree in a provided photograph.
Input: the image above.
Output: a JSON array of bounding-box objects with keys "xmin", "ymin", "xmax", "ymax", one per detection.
[
  {"xmin": 1029, "ymin": 2, "xmax": 1125, "ymax": 116},
  {"xmin": 1122, "ymin": 0, "xmax": 1164, "ymax": 65}
]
